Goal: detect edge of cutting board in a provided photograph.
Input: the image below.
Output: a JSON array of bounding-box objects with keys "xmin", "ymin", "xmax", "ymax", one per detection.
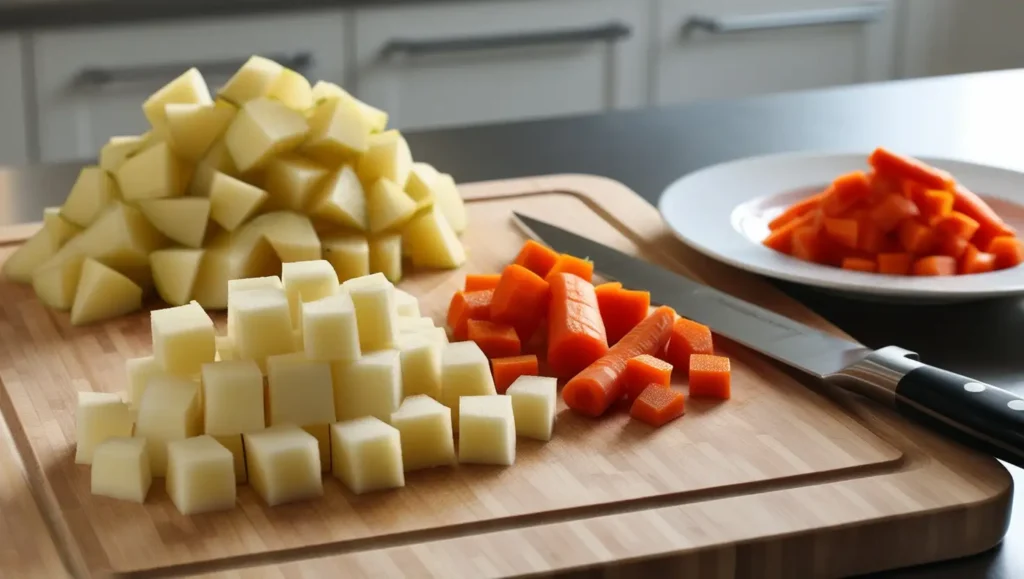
[{"xmin": 0, "ymin": 174, "xmax": 1013, "ymax": 579}]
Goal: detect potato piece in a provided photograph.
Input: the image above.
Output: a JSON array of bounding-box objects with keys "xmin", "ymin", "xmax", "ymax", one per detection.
[
  {"xmin": 212, "ymin": 434, "xmax": 247, "ymax": 483},
  {"xmin": 116, "ymin": 142, "xmax": 186, "ymax": 201},
  {"xmin": 405, "ymin": 162, "xmax": 438, "ymax": 211},
  {"xmin": 263, "ymin": 155, "xmax": 329, "ymax": 211},
  {"xmin": 321, "ymin": 234, "xmax": 369, "ymax": 282},
  {"xmin": 243, "ymin": 424, "xmax": 322, "ymax": 506},
  {"xmin": 164, "ymin": 99, "xmax": 237, "ymax": 162},
  {"xmin": 342, "ymin": 272, "xmax": 399, "ymax": 352},
  {"xmin": 191, "ymin": 227, "xmax": 279, "ymax": 310},
  {"xmin": 166, "ymin": 435, "xmax": 236, "ymax": 514},
  {"xmin": 218, "ymin": 55, "xmax": 284, "ymax": 106},
  {"xmin": 300, "ymin": 94, "xmax": 371, "ymax": 164},
  {"xmin": 150, "ymin": 248, "xmax": 204, "ymax": 306},
  {"xmin": 281, "ymin": 259, "xmax": 339, "ymax": 322},
  {"xmin": 137, "ymin": 198, "xmax": 210, "ymax": 248},
  {"xmin": 75, "ymin": 391, "xmax": 133, "ymax": 465},
  {"xmin": 458, "ymin": 395, "xmax": 515, "ymax": 466},
  {"xmin": 266, "ymin": 352, "xmax": 336, "ymax": 435},
  {"xmin": 506, "ymin": 376, "xmax": 557, "ymax": 441},
  {"xmin": 232, "ymin": 287, "xmax": 296, "ymax": 372},
  {"xmin": 396, "ymin": 333, "xmax": 441, "ymax": 400},
  {"xmin": 310, "ymin": 81, "xmax": 388, "ymax": 132},
  {"xmin": 441, "ymin": 341, "xmax": 497, "ymax": 429},
  {"xmin": 91, "ymin": 437, "xmax": 151, "ymax": 503},
  {"xmin": 393, "ymin": 288, "xmax": 420, "ymax": 317},
  {"xmin": 224, "ymin": 97, "xmax": 308, "ymax": 174},
  {"xmin": 142, "ymin": 67, "xmax": 212, "ymax": 134},
  {"xmin": 208, "ymin": 171, "xmax": 267, "ymax": 231},
  {"xmin": 434, "ymin": 173, "xmax": 468, "ymax": 234},
  {"xmin": 367, "ymin": 178, "xmax": 417, "ymax": 233},
  {"xmin": 368, "ymin": 232, "xmax": 402, "ymax": 282},
  {"xmin": 99, "ymin": 135, "xmax": 148, "ymax": 173},
  {"xmin": 249, "ymin": 211, "xmax": 322, "ymax": 263},
  {"xmin": 43, "ymin": 207, "xmax": 82, "ymax": 247},
  {"xmin": 215, "ymin": 336, "xmax": 237, "ymax": 361},
  {"xmin": 3, "ymin": 229, "xmax": 59, "ymax": 283},
  {"xmin": 188, "ymin": 140, "xmax": 239, "ymax": 196},
  {"xmin": 67, "ymin": 201, "xmax": 167, "ymax": 269},
  {"xmin": 403, "ymin": 204, "xmax": 466, "ymax": 269},
  {"xmin": 31, "ymin": 253, "xmax": 84, "ymax": 310},
  {"xmin": 61, "ymin": 166, "xmax": 118, "ymax": 228},
  {"xmin": 70, "ymin": 258, "xmax": 143, "ymax": 326},
  {"xmin": 331, "ymin": 349, "xmax": 401, "ymax": 422},
  {"xmin": 151, "ymin": 301, "xmax": 216, "ymax": 376},
  {"xmin": 226, "ymin": 275, "xmax": 283, "ymax": 338},
  {"xmin": 268, "ymin": 67, "xmax": 313, "ymax": 111},
  {"xmin": 302, "ymin": 292, "xmax": 360, "ymax": 362},
  {"xmin": 330, "ymin": 416, "xmax": 404, "ymax": 494},
  {"xmin": 310, "ymin": 165, "xmax": 367, "ymax": 230},
  {"xmin": 125, "ymin": 355, "xmax": 162, "ymax": 410},
  {"xmin": 391, "ymin": 395, "xmax": 455, "ymax": 472},
  {"xmin": 134, "ymin": 375, "xmax": 202, "ymax": 476},
  {"xmin": 357, "ymin": 130, "xmax": 412, "ymax": 187}
]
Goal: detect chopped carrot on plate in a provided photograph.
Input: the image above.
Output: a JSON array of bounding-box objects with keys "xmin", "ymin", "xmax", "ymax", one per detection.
[
  {"xmin": 622, "ymin": 354, "xmax": 672, "ymax": 403},
  {"xmin": 987, "ymin": 236, "xmax": 1024, "ymax": 269},
  {"xmin": 689, "ymin": 354, "xmax": 731, "ymax": 400},
  {"xmin": 547, "ymin": 272, "xmax": 608, "ymax": 379},
  {"xmin": 877, "ymin": 252, "xmax": 913, "ymax": 275},
  {"xmin": 960, "ymin": 244, "xmax": 996, "ymax": 275},
  {"xmin": 467, "ymin": 319, "xmax": 521, "ymax": 358},
  {"xmin": 841, "ymin": 257, "xmax": 876, "ymax": 272},
  {"xmin": 868, "ymin": 147, "xmax": 955, "ymax": 190},
  {"xmin": 491, "ymin": 355, "xmax": 539, "ymax": 394},
  {"xmin": 768, "ymin": 192, "xmax": 825, "ymax": 231},
  {"xmin": 912, "ymin": 255, "xmax": 957, "ymax": 276},
  {"xmin": 629, "ymin": 385, "xmax": 685, "ymax": 427}
]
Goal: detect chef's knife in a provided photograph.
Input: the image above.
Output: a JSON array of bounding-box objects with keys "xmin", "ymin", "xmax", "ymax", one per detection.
[{"xmin": 513, "ymin": 213, "xmax": 1024, "ymax": 469}]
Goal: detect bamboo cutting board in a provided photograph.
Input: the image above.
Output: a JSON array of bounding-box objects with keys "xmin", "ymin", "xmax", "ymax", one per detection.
[{"xmin": 0, "ymin": 175, "xmax": 1011, "ymax": 578}]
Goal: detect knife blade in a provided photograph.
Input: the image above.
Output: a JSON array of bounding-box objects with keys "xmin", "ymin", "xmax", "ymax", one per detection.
[{"xmin": 514, "ymin": 212, "xmax": 1024, "ymax": 468}]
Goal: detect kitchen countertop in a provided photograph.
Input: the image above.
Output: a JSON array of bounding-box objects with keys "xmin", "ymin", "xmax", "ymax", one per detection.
[{"xmin": 2, "ymin": 69, "xmax": 1023, "ymax": 577}]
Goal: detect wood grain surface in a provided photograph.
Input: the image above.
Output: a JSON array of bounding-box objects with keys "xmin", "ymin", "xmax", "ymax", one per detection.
[{"xmin": 0, "ymin": 175, "xmax": 1012, "ymax": 578}]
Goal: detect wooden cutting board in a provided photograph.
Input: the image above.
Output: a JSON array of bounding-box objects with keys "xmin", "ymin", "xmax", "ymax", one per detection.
[{"xmin": 0, "ymin": 175, "xmax": 1011, "ymax": 578}]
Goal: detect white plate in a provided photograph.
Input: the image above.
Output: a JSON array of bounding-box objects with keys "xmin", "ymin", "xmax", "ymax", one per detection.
[{"xmin": 657, "ymin": 151, "xmax": 1024, "ymax": 303}]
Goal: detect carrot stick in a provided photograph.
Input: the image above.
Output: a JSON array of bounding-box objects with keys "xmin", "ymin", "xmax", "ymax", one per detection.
[
  {"xmin": 545, "ymin": 254, "xmax": 594, "ymax": 283},
  {"xmin": 546, "ymin": 273, "xmax": 608, "ymax": 379},
  {"xmin": 562, "ymin": 305, "xmax": 676, "ymax": 417},
  {"xmin": 951, "ymin": 184, "xmax": 1016, "ymax": 240},
  {"xmin": 868, "ymin": 147, "xmax": 955, "ymax": 190},
  {"xmin": 464, "ymin": 274, "xmax": 501, "ymax": 291},
  {"xmin": 513, "ymin": 240, "xmax": 560, "ymax": 278},
  {"xmin": 490, "ymin": 264, "xmax": 550, "ymax": 340},
  {"xmin": 491, "ymin": 355, "xmax": 539, "ymax": 394},
  {"xmin": 762, "ymin": 211, "xmax": 816, "ymax": 254},
  {"xmin": 768, "ymin": 192, "xmax": 825, "ymax": 231},
  {"xmin": 467, "ymin": 319, "xmax": 521, "ymax": 359},
  {"xmin": 987, "ymin": 236, "xmax": 1024, "ymax": 270},
  {"xmin": 629, "ymin": 385, "xmax": 685, "ymax": 427}
]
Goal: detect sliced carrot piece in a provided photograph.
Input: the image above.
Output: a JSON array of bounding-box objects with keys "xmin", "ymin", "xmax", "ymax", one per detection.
[
  {"xmin": 822, "ymin": 218, "xmax": 858, "ymax": 249},
  {"xmin": 868, "ymin": 147, "xmax": 955, "ymax": 190},
  {"xmin": 987, "ymin": 236, "xmax": 1024, "ymax": 270},
  {"xmin": 821, "ymin": 171, "xmax": 872, "ymax": 217},
  {"xmin": 446, "ymin": 289, "xmax": 494, "ymax": 341},
  {"xmin": 841, "ymin": 257, "xmax": 876, "ymax": 272},
  {"xmin": 902, "ymin": 180, "xmax": 927, "ymax": 206},
  {"xmin": 594, "ymin": 283, "xmax": 650, "ymax": 345},
  {"xmin": 513, "ymin": 240, "xmax": 560, "ymax": 279},
  {"xmin": 545, "ymin": 254, "xmax": 594, "ymax": 283},
  {"xmin": 464, "ymin": 273, "xmax": 501, "ymax": 291},
  {"xmin": 877, "ymin": 252, "xmax": 913, "ymax": 275},
  {"xmin": 897, "ymin": 220, "xmax": 936, "ymax": 254},
  {"xmin": 491, "ymin": 355, "xmax": 539, "ymax": 394},
  {"xmin": 959, "ymin": 244, "xmax": 996, "ymax": 275},
  {"xmin": 935, "ymin": 234, "xmax": 970, "ymax": 260},
  {"xmin": 629, "ymin": 385, "xmax": 685, "ymax": 428},
  {"xmin": 918, "ymin": 189, "xmax": 954, "ymax": 220},
  {"xmin": 857, "ymin": 219, "xmax": 886, "ymax": 254},
  {"xmin": 791, "ymin": 226, "xmax": 828, "ymax": 263},
  {"xmin": 562, "ymin": 306, "xmax": 676, "ymax": 418},
  {"xmin": 490, "ymin": 264, "xmax": 550, "ymax": 340},
  {"xmin": 768, "ymin": 192, "xmax": 825, "ymax": 231},
  {"xmin": 869, "ymin": 194, "xmax": 920, "ymax": 233},
  {"xmin": 912, "ymin": 255, "xmax": 957, "ymax": 276},
  {"xmin": 762, "ymin": 211, "xmax": 817, "ymax": 254},
  {"xmin": 689, "ymin": 354, "xmax": 731, "ymax": 400},
  {"xmin": 951, "ymin": 184, "xmax": 1016, "ymax": 241},
  {"xmin": 546, "ymin": 272, "xmax": 608, "ymax": 379},
  {"xmin": 868, "ymin": 170, "xmax": 901, "ymax": 201},
  {"xmin": 664, "ymin": 317, "xmax": 713, "ymax": 373},
  {"xmin": 622, "ymin": 354, "xmax": 673, "ymax": 403},
  {"xmin": 467, "ymin": 319, "xmax": 522, "ymax": 359},
  {"xmin": 933, "ymin": 211, "xmax": 980, "ymax": 241}
]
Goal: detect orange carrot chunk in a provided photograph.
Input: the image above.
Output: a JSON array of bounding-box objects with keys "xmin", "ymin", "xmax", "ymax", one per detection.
[
  {"xmin": 491, "ymin": 355, "xmax": 539, "ymax": 394},
  {"xmin": 490, "ymin": 264, "xmax": 550, "ymax": 340},
  {"xmin": 664, "ymin": 317, "xmax": 714, "ymax": 373},
  {"xmin": 933, "ymin": 211, "xmax": 981, "ymax": 241},
  {"xmin": 912, "ymin": 255, "xmax": 957, "ymax": 276},
  {"xmin": 464, "ymin": 273, "xmax": 501, "ymax": 291},
  {"xmin": 689, "ymin": 354, "xmax": 731, "ymax": 400},
  {"xmin": 841, "ymin": 257, "xmax": 877, "ymax": 272},
  {"xmin": 545, "ymin": 254, "xmax": 594, "ymax": 283},
  {"xmin": 446, "ymin": 289, "xmax": 494, "ymax": 341},
  {"xmin": 987, "ymin": 236, "xmax": 1024, "ymax": 270},
  {"xmin": 897, "ymin": 220, "xmax": 936, "ymax": 254},
  {"xmin": 917, "ymin": 189, "xmax": 954, "ymax": 220},
  {"xmin": 513, "ymin": 240, "xmax": 560, "ymax": 279},
  {"xmin": 951, "ymin": 184, "xmax": 1016, "ymax": 241},
  {"xmin": 935, "ymin": 234, "xmax": 970, "ymax": 260},
  {"xmin": 629, "ymin": 385, "xmax": 685, "ymax": 428},
  {"xmin": 823, "ymin": 218, "xmax": 858, "ymax": 249},
  {"xmin": 546, "ymin": 273, "xmax": 609, "ymax": 379},
  {"xmin": 877, "ymin": 252, "xmax": 913, "ymax": 275},
  {"xmin": 467, "ymin": 319, "xmax": 522, "ymax": 359},
  {"xmin": 868, "ymin": 147, "xmax": 955, "ymax": 190},
  {"xmin": 868, "ymin": 194, "xmax": 920, "ymax": 233},
  {"xmin": 768, "ymin": 192, "xmax": 825, "ymax": 231},
  {"xmin": 762, "ymin": 211, "xmax": 817, "ymax": 254},
  {"xmin": 960, "ymin": 244, "xmax": 996, "ymax": 275},
  {"xmin": 791, "ymin": 225, "xmax": 828, "ymax": 263},
  {"xmin": 821, "ymin": 171, "xmax": 872, "ymax": 217},
  {"xmin": 594, "ymin": 283, "xmax": 651, "ymax": 345},
  {"xmin": 622, "ymin": 354, "xmax": 673, "ymax": 403},
  {"xmin": 562, "ymin": 306, "xmax": 676, "ymax": 418}
]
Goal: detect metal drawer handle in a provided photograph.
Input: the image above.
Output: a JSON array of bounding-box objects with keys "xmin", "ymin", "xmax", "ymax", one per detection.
[
  {"xmin": 683, "ymin": 3, "xmax": 885, "ymax": 35},
  {"xmin": 72, "ymin": 52, "xmax": 314, "ymax": 88},
  {"xmin": 380, "ymin": 22, "xmax": 632, "ymax": 59}
]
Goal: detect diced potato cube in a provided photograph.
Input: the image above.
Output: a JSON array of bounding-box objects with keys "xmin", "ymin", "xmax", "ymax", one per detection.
[
  {"xmin": 247, "ymin": 211, "xmax": 321, "ymax": 263},
  {"xmin": 506, "ymin": 376, "xmax": 557, "ymax": 441},
  {"xmin": 403, "ymin": 205, "xmax": 466, "ymax": 269},
  {"xmin": 310, "ymin": 81, "xmax": 388, "ymax": 132},
  {"xmin": 300, "ymin": 94, "xmax": 371, "ymax": 164},
  {"xmin": 369, "ymin": 232, "xmax": 402, "ymax": 282},
  {"xmin": 165, "ymin": 99, "xmax": 237, "ymax": 162},
  {"xmin": 244, "ymin": 424, "xmax": 323, "ymax": 506},
  {"xmin": 357, "ymin": 130, "xmax": 412, "ymax": 187},
  {"xmin": 226, "ymin": 276, "xmax": 282, "ymax": 338},
  {"xmin": 31, "ymin": 252, "xmax": 83, "ymax": 310},
  {"xmin": 441, "ymin": 341, "xmax": 497, "ymax": 429},
  {"xmin": 3, "ymin": 229, "xmax": 59, "ymax": 283},
  {"xmin": 396, "ymin": 333, "xmax": 441, "ymax": 400},
  {"xmin": 405, "ymin": 162, "xmax": 438, "ymax": 211},
  {"xmin": 322, "ymin": 234, "xmax": 369, "ymax": 282},
  {"xmin": 151, "ymin": 301, "xmax": 216, "ymax": 375},
  {"xmin": 281, "ymin": 259, "xmax": 339, "ymax": 323},
  {"xmin": 208, "ymin": 172, "xmax": 267, "ymax": 231},
  {"xmin": 137, "ymin": 197, "xmax": 210, "ymax": 248},
  {"xmin": 218, "ymin": 56, "xmax": 284, "ymax": 106},
  {"xmin": 70, "ymin": 258, "xmax": 143, "ymax": 326},
  {"xmin": 332, "ymin": 349, "xmax": 401, "ymax": 423},
  {"xmin": 224, "ymin": 97, "xmax": 308, "ymax": 174},
  {"xmin": 309, "ymin": 165, "xmax": 367, "ymax": 231},
  {"xmin": 150, "ymin": 248, "xmax": 204, "ymax": 307},
  {"xmin": 263, "ymin": 155, "xmax": 329, "ymax": 212},
  {"xmin": 202, "ymin": 359, "xmax": 265, "ymax": 435},
  {"xmin": 393, "ymin": 288, "xmax": 420, "ymax": 318},
  {"xmin": 125, "ymin": 355, "xmax": 162, "ymax": 410},
  {"xmin": 75, "ymin": 391, "xmax": 133, "ymax": 464},
  {"xmin": 391, "ymin": 395, "xmax": 455, "ymax": 472},
  {"xmin": 188, "ymin": 141, "xmax": 240, "ymax": 197},
  {"xmin": 302, "ymin": 292, "xmax": 361, "ymax": 362},
  {"xmin": 343, "ymin": 272, "xmax": 399, "ymax": 352},
  {"xmin": 142, "ymin": 67, "xmax": 212, "ymax": 133},
  {"xmin": 331, "ymin": 416, "xmax": 404, "ymax": 494},
  {"xmin": 99, "ymin": 135, "xmax": 148, "ymax": 174},
  {"xmin": 432, "ymin": 173, "xmax": 467, "ymax": 234},
  {"xmin": 117, "ymin": 142, "xmax": 186, "ymax": 201},
  {"xmin": 212, "ymin": 433, "xmax": 247, "ymax": 483},
  {"xmin": 91, "ymin": 437, "xmax": 151, "ymax": 503},
  {"xmin": 458, "ymin": 395, "xmax": 515, "ymax": 466},
  {"xmin": 166, "ymin": 435, "xmax": 236, "ymax": 515},
  {"xmin": 43, "ymin": 207, "xmax": 83, "ymax": 247},
  {"xmin": 367, "ymin": 178, "xmax": 417, "ymax": 234},
  {"xmin": 266, "ymin": 352, "xmax": 337, "ymax": 426},
  {"xmin": 397, "ymin": 316, "xmax": 434, "ymax": 333},
  {"xmin": 424, "ymin": 326, "xmax": 450, "ymax": 346},
  {"xmin": 232, "ymin": 287, "xmax": 296, "ymax": 372},
  {"xmin": 61, "ymin": 166, "xmax": 118, "ymax": 228},
  {"xmin": 64, "ymin": 201, "xmax": 167, "ymax": 272},
  {"xmin": 134, "ymin": 375, "xmax": 202, "ymax": 476},
  {"xmin": 267, "ymin": 67, "xmax": 313, "ymax": 111},
  {"xmin": 215, "ymin": 335, "xmax": 237, "ymax": 361}
]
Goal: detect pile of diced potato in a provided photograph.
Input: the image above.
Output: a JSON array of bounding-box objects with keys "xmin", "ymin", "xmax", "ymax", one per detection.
[
  {"xmin": 78, "ymin": 264, "xmax": 557, "ymax": 515},
  {"xmin": 2, "ymin": 55, "xmax": 468, "ymax": 326}
]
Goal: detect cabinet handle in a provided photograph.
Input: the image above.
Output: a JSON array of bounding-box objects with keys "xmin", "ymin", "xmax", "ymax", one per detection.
[
  {"xmin": 380, "ymin": 22, "xmax": 631, "ymax": 59},
  {"xmin": 72, "ymin": 52, "xmax": 314, "ymax": 89},
  {"xmin": 683, "ymin": 3, "xmax": 885, "ymax": 35}
]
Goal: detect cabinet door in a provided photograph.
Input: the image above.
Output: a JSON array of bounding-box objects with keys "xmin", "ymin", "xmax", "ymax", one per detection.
[
  {"xmin": 351, "ymin": 0, "xmax": 648, "ymax": 132},
  {"xmin": 0, "ymin": 34, "xmax": 28, "ymax": 166},
  {"xmin": 654, "ymin": 0, "xmax": 896, "ymax": 106},
  {"xmin": 32, "ymin": 11, "xmax": 347, "ymax": 163}
]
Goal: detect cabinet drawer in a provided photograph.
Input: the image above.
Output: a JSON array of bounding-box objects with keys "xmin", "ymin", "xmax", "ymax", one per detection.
[
  {"xmin": 352, "ymin": 0, "xmax": 648, "ymax": 131},
  {"xmin": 654, "ymin": 0, "xmax": 895, "ymax": 106},
  {"xmin": 32, "ymin": 11, "xmax": 347, "ymax": 163},
  {"xmin": 0, "ymin": 34, "xmax": 28, "ymax": 166}
]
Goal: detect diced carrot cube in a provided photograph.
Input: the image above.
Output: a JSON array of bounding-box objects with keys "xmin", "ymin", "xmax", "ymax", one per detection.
[
  {"xmin": 986, "ymin": 236, "xmax": 1024, "ymax": 270},
  {"xmin": 689, "ymin": 354, "xmax": 731, "ymax": 400},
  {"xmin": 762, "ymin": 211, "xmax": 816, "ymax": 254},
  {"xmin": 821, "ymin": 171, "xmax": 871, "ymax": 216},
  {"xmin": 464, "ymin": 274, "xmax": 501, "ymax": 291},
  {"xmin": 768, "ymin": 192, "xmax": 825, "ymax": 231},
  {"xmin": 513, "ymin": 240, "xmax": 559, "ymax": 278},
  {"xmin": 491, "ymin": 355, "xmax": 539, "ymax": 394},
  {"xmin": 934, "ymin": 234, "xmax": 970, "ymax": 260},
  {"xmin": 918, "ymin": 189, "xmax": 955, "ymax": 220},
  {"xmin": 933, "ymin": 211, "xmax": 981, "ymax": 240},
  {"xmin": 594, "ymin": 283, "xmax": 650, "ymax": 345},
  {"xmin": 841, "ymin": 257, "xmax": 876, "ymax": 272},
  {"xmin": 911, "ymin": 255, "xmax": 957, "ymax": 276},
  {"xmin": 622, "ymin": 354, "xmax": 673, "ymax": 403},
  {"xmin": 960, "ymin": 244, "xmax": 996, "ymax": 275},
  {"xmin": 446, "ymin": 289, "xmax": 494, "ymax": 341},
  {"xmin": 870, "ymin": 194, "xmax": 920, "ymax": 233},
  {"xmin": 467, "ymin": 319, "xmax": 521, "ymax": 359},
  {"xmin": 664, "ymin": 318, "xmax": 713, "ymax": 373},
  {"xmin": 545, "ymin": 254, "xmax": 594, "ymax": 283},
  {"xmin": 877, "ymin": 252, "xmax": 913, "ymax": 275},
  {"xmin": 823, "ymin": 218, "xmax": 858, "ymax": 249},
  {"xmin": 629, "ymin": 385, "xmax": 686, "ymax": 427},
  {"xmin": 897, "ymin": 220, "xmax": 936, "ymax": 254},
  {"xmin": 490, "ymin": 264, "xmax": 550, "ymax": 340},
  {"xmin": 791, "ymin": 226, "xmax": 828, "ymax": 263}
]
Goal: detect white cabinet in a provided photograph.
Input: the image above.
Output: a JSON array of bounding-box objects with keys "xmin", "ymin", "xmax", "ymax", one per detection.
[
  {"xmin": 350, "ymin": 0, "xmax": 648, "ymax": 132},
  {"xmin": 898, "ymin": 0, "xmax": 1024, "ymax": 79},
  {"xmin": 0, "ymin": 34, "xmax": 28, "ymax": 166},
  {"xmin": 31, "ymin": 11, "xmax": 348, "ymax": 163},
  {"xmin": 653, "ymin": 0, "xmax": 896, "ymax": 106}
]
